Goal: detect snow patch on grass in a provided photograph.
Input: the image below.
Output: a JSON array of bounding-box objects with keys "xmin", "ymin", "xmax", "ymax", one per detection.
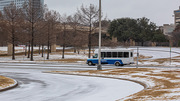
[
  {"xmin": 0, "ymin": 76, "xmax": 17, "ymax": 90},
  {"xmin": 51, "ymin": 68, "xmax": 180, "ymax": 101}
]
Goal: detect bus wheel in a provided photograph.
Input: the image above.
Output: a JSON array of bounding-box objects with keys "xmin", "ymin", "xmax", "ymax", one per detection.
[
  {"xmin": 115, "ymin": 62, "xmax": 120, "ymax": 66},
  {"xmin": 88, "ymin": 61, "xmax": 93, "ymax": 66}
]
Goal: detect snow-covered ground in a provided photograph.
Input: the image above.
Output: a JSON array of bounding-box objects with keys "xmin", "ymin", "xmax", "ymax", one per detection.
[
  {"xmin": 0, "ymin": 46, "xmax": 86, "ymax": 63},
  {"xmin": 0, "ymin": 47, "xmax": 39, "ymax": 54},
  {"xmin": 131, "ymin": 47, "xmax": 180, "ymax": 59}
]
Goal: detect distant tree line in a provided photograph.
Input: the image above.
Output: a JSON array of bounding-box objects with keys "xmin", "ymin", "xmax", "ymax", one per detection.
[
  {"xmin": 108, "ymin": 17, "xmax": 168, "ymax": 46},
  {"xmin": 0, "ymin": 0, "xmax": 113, "ymax": 60},
  {"xmin": 0, "ymin": 0, "xmax": 172, "ymax": 61}
]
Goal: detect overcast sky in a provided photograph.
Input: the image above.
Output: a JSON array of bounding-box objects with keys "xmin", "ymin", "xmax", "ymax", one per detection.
[{"xmin": 44, "ymin": 0, "xmax": 180, "ymax": 26}]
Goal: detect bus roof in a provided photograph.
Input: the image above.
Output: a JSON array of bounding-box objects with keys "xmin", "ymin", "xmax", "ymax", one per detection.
[{"xmin": 94, "ymin": 49, "xmax": 134, "ymax": 53}]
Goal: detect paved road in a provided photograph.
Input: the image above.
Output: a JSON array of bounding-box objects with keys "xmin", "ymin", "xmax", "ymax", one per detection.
[{"xmin": 0, "ymin": 63, "xmax": 143, "ymax": 101}]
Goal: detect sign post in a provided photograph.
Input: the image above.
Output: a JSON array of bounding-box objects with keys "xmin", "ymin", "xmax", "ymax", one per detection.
[
  {"xmin": 170, "ymin": 46, "xmax": 171, "ymax": 65},
  {"xmin": 136, "ymin": 47, "xmax": 139, "ymax": 68}
]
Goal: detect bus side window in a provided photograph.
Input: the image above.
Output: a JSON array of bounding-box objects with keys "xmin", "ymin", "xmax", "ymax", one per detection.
[
  {"xmin": 105, "ymin": 52, "xmax": 108, "ymax": 58},
  {"xmin": 124, "ymin": 52, "xmax": 129, "ymax": 58},
  {"xmin": 112, "ymin": 52, "xmax": 117, "ymax": 58},
  {"xmin": 118, "ymin": 52, "xmax": 123, "ymax": 58},
  {"xmin": 107, "ymin": 52, "xmax": 112, "ymax": 58},
  {"xmin": 131, "ymin": 52, "xmax": 133, "ymax": 57},
  {"xmin": 101, "ymin": 52, "xmax": 106, "ymax": 58}
]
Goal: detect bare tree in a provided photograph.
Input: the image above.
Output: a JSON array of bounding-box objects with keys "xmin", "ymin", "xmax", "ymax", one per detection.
[
  {"xmin": 44, "ymin": 10, "xmax": 59, "ymax": 59},
  {"xmin": 94, "ymin": 17, "xmax": 111, "ymax": 31},
  {"xmin": 0, "ymin": 11, "xmax": 7, "ymax": 46},
  {"xmin": 73, "ymin": 31, "xmax": 88, "ymax": 54},
  {"xmin": 60, "ymin": 14, "xmax": 69, "ymax": 59},
  {"xmin": 17, "ymin": 15, "xmax": 31, "ymax": 58},
  {"xmin": 77, "ymin": 4, "xmax": 99, "ymax": 58},
  {"xmin": 3, "ymin": 3, "xmax": 20, "ymax": 60},
  {"xmin": 67, "ymin": 13, "xmax": 82, "ymax": 53},
  {"xmin": 21, "ymin": 0, "xmax": 45, "ymax": 61}
]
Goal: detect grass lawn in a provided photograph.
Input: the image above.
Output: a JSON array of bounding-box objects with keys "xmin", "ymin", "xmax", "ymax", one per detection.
[{"xmin": 0, "ymin": 76, "xmax": 15, "ymax": 89}]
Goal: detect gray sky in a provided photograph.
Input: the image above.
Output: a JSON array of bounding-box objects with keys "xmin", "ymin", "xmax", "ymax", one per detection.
[{"xmin": 44, "ymin": 0, "xmax": 180, "ymax": 26}]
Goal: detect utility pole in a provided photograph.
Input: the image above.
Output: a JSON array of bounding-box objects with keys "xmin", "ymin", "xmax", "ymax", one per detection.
[
  {"xmin": 169, "ymin": 39, "xmax": 172, "ymax": 65},
  {"xmin": 136, "ymin": 47, "xmax": 139, "ymax": 68},
  {"xmin": 97, "ymin": 0, "xmax": 102, "ymax": 70},
  {"xmin": 170, "ymin": 45, "xmax": 171, "ymax": 65}
]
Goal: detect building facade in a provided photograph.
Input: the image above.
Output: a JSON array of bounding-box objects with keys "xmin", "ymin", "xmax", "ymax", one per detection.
[
  {"xmin": 0, "ymin": 0, "xmax": 44, "ymax": 12},
  {"xmin": 0, "ymin": 0, "xmax": 14, "ymax": 11},
  {"xmin": 174, "ymin": 6, "xmax": 180, "ymax": 25},
  {"xmin": 163, "ymin": 24, "xmax": 175, "ymax": 36},
  {"xmin": 162, "ymin": 6, "xmax": 180, "ymax": 36}
]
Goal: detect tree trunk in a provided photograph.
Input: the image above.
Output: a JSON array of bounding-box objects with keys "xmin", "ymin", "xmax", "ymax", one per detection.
[
  {"xmin": 73, "ymin": 29, "xmax": 77, "ymax": 53},
  {"xmin": 141, "ymin": 42, "xmax": 144, "ymax": 46},
  {"xmin": 50, "ymin": 45, "xmax": 51, "ymax": 53},
  {"xmin": 25, "ymin": 45, "xmax": 27, "ymax": 56},
  {"xmin": 12, "ymin": 33, "xmax": 15, "ymax": 60},
  {"xmin": 27, "ymin": 41, "xmax": 30, "ymax": 58},
  {"xmin": 12, "ymin": 21, "xmax": 15, "ymax": 60},
  {"xmin": 62, "ymin": 23, "xmax": 66, "ymax": 59},
  {"xmin": 30, "ymin": 22, "xmax": 34, "ymax": 61},
  {"xmin": 12, "ymin": 41, "xmax": 15, "ymax": 60},
  {"xmin": 47, "ymin": 44, "xmax": 49, "ymax": 59},
  {"xmin": 74, "ymin": 48, "xmax": 76, "ymax": 53},
  {"xmin": 88, "ymin": 23, "xmax": 92, "ymax": 58},
  {"xmin": 62, "ymin": 44, "xmax": 65, "ymax": 59},
  {"xmin": 42, "ymin": 45, "xmax": 44, "ymax": 57},
  {"xmin": 47, "ymin": 25, "xmax": 50, "ymax": 60},
  {"xmin": 39, "ymin": 45, "xmax": 40, "ymax": 54}
]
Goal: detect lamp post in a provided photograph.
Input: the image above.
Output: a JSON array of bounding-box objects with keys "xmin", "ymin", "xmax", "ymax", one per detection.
[{"xmin": 97, "ymin": 0, "xmax": 102, "ymax": 70}]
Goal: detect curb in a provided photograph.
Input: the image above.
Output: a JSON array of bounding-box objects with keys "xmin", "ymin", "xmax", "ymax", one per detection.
[{"xmin": 0, "ymin": 78, "xmax": 18, "ymax": 92}]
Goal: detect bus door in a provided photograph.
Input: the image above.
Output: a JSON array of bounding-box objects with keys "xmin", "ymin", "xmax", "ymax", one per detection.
[
  {"xmin": 101, "ymin": 52, "xmax": 108, "ymax": 64},
  {"xmin": 130, "ymin": 51, "xmax": 134, "ymax": 63},
  {"xmin": 124, "ymin": 52, "xmax": 130, "ymax": 64}
]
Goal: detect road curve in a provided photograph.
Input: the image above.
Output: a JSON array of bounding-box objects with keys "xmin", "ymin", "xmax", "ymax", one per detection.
[{"xmin": 0, "ymin": 63, "xmax": 143, "ymax": 101}]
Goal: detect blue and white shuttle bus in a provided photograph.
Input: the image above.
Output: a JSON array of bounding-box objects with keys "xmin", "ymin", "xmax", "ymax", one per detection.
[{"xmin": 87, "ymin": 49, "xmax": 134, "ymax": 66}]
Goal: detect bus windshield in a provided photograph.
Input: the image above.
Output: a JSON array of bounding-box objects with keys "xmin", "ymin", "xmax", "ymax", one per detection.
[{"xmin": 93, "ymin": 54, "xmax": 98, "ymax": 58}]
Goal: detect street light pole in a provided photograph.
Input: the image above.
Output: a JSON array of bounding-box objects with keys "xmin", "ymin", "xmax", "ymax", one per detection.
[{"xmin": 97, "ymin": 0, "xmax": 102, "ymax": 70}]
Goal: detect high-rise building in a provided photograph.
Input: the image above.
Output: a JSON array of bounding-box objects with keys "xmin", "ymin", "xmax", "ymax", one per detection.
[
  {"xmin": 174, "ymin": 6, "xmax": 180, "ymax": 25},
  {"xmin": 0, "ymin": 0, "xmax": 14, "ymax": 11},
  {"xmin": 0, "ymin": 0, "xmax": 44, "ymax": 12},
  {"xmin": 30, "ymin": 0, "xmax": 44, "ymax": 9}
]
